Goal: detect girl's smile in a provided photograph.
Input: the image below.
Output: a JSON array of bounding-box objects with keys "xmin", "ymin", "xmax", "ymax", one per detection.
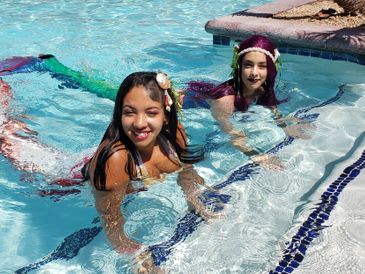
[
  {"xmin": 122, "ymin": 85, "xmax": 165, "ymax": 154},
  {"xmin": 241, "ymin": 51, "xmax": 268, "ymax": 95},
  {"xmin": 132, "ymin": 130, "xmax": 150, "ymax": 141}
]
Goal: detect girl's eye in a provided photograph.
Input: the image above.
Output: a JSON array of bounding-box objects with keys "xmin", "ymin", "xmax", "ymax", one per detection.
[
  {"xmin": 122, "ymin": 110, "xmax": 134, "ymax": 116},
  {"xmin": 147, "ymin": 111, "xmax": 159, "ymax": 117}
]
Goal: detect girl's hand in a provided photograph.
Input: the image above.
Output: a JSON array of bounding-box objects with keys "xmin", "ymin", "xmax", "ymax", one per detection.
[
  {"xmin": 178, "ymin": 165, "xmax": 224, "ymax": 220},
  {"xmin": 133, "ymin": 250, "xmax": 165, "ymax": 274},
  {"xmin": 276, "ymin": 116, "xmax": 314, "ymax": 139},
  {"xmin": 186, "ymin": 191, "xmax": 224, "ymax": 221},
  {"xmin": 230, "ymin": 132, "xmax": 260, "ymax": 156},
  {"xmin": 283, "ymin": 124, "xmax": 311, "ymax": 139},
  {"xmin": 251, "ymin": 154, "xmax": 285, "ymax": 171},
  {"xmin": 228, "ymin": 128, "xmax": 285, "ymax": 170}
]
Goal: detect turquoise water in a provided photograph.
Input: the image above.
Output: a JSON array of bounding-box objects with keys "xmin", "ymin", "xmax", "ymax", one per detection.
[{"xmin": 1, "ymin": 0, "xmax": 365, "ymax": 273}]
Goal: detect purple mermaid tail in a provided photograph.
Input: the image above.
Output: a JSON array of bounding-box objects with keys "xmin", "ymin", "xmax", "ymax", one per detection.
[{"xmin": 0, "ymin": 56, "xmax": 43, "ymax": 76}]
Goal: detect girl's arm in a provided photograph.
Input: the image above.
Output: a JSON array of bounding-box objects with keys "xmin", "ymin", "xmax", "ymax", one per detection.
[
  {"xmin": 209, "ymin": 95, "xmax": 235, "ymax": 133},
  {"xmin": 92, "ymin": 149, "xmax": 165, "ymax": 273},
  {"xmin": 92, "ymin": 150, "xmax": 142, "ymax": 253},
  {"xmin": 210, "ymin": 96, "xmax": 259, "ymax": 155},
  {"xmin": 210, "ymin": 102, "xmax": 284, "ymax": 169}
]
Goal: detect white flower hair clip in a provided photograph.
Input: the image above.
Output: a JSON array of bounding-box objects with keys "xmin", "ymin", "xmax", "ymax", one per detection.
[{"xmin": 156, "ymin": 72, "xmax": 173, "ymax": 112}]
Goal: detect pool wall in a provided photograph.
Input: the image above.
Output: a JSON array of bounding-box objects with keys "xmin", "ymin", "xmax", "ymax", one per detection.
[{"xmin": 205, "ymin": 0, "xmax": 365, "ymax": 65}]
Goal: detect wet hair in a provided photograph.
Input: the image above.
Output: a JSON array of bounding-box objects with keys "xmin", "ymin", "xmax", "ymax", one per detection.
[
  {"xmin": 186, "ymin": 35, "xmax": 282, "ymax": 111},
  {"xmin": 88, "ymin": 71, "xmax": 203, "ymax": 190}
]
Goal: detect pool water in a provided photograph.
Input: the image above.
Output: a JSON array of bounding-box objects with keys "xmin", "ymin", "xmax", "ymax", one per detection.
[{"xmin": 1, "ymin": 1, "xmax": 365, "ymax": 273}]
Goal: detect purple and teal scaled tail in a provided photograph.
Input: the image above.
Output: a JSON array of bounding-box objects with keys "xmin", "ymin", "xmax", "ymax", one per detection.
[
  {"xmin": 0, "ymin": 54, "xmax": 118, "ymax": 100},
  {"xmin": 0, "ymin": 54, "xmax": 210, "ymax": 108}
]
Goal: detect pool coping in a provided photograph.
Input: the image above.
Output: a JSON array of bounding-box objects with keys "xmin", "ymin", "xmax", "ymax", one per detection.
[{"xmin": 205, "ymin": 0, "xmax": 365, "ymax": 64}]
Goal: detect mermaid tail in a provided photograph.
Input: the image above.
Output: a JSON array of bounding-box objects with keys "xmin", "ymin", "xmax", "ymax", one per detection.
[
  {"xmin": 0, "ymin": 54, "xmax": 214, "ymax": 106},
  {"xmin": 0, "ymin": 54, "xmax": 118, "ymax": 100},
  {"xmin": 40, "ymin": 55, "xmax": 118, "ymax": 100},
  {"xmin": 0, "ymin": 56, "xmax": 43, "ymax": 76}
]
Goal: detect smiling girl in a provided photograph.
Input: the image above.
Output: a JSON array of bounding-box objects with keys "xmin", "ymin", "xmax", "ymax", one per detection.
[
  {"xmin": 84, "ymin": 72, "xmax": 217, "ymax": 271},
  {"xmin": 185, "ymin": 35, "xmax": 308, "ymax": 168}
]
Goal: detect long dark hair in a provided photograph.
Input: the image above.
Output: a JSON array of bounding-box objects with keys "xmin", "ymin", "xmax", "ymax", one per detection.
[{"xmin": 89, "ymin": 71, "xmax": 203, "ymax": 191}]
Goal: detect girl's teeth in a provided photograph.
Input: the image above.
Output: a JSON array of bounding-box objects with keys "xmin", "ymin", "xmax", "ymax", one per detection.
[{"xmin": 135, "ymin": 132, "xmax": 147, "ymax": 137}]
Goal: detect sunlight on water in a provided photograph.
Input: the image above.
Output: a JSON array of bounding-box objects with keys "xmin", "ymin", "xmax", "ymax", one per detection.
[{"xmin": 1, "ymin": 0, "xmax": 365, "ymax": 273}]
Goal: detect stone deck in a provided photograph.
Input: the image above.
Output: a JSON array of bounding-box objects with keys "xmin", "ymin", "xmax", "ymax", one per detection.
[{"xmin": 205, "ymin": 0, "xmax": 365, "ymax": 60}]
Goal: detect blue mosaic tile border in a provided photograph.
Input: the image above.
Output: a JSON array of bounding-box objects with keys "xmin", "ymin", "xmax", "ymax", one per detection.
[
  {"xmin": 270, "ymin": 146, "xmax": 365, "ymax": 274},
  {"xmin": 213, "ymin": 35, "xmax": 231, "ymax": 46},
  {"xmin": 15, "ymin": 226, "xmax": 102, "ymax": 273},
  {"xmin": 213, "ymin": 35, "xmax": 365, "ymax": 65},
  {"xmin": 279, "ymin": 46, "xmax": 365, "ymax": 65}
]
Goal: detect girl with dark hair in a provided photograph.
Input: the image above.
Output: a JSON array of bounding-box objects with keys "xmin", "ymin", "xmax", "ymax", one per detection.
[
  {"xmin": 1, "ymin": 73, "xmax": 217, "ymax": 270},
  {"xmin": 84, "ymin": 71, "xmax": 217, "ymax": 265}
]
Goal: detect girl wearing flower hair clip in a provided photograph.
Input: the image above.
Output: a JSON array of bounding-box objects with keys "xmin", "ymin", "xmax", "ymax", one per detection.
[
  {"xmin": 84, "ymin": 71, "xmax": 219, "ymax": 271},
  {"xmin": 185, "ymin": 35, "xmax": 308, "ymax": 169}
]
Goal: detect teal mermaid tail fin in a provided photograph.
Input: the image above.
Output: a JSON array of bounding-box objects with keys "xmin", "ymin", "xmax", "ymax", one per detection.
[{"xmin": 40, "ymin": 54, "xmax": 118, "ymax": 100}]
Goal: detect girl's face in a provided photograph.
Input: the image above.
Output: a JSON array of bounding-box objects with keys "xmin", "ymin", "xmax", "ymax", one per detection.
[
  {"xmin": 121, "ymin": 85, "xmax": 165, "ymax": 154},
  {"xmin": 240, "ymin": 51, "xmax": 268, "ymax": 94}
]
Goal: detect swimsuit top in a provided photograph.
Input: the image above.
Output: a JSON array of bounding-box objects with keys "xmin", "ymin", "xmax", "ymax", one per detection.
[
  {"xmin": 132, "ymin": 135, "xmax": 181, "ymax": 186},
  {"xmin": 84, "ymin": 135, "xmax": 181, "ymax": 191}
]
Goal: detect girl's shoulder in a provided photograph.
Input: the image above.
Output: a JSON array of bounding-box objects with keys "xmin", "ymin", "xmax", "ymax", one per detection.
[
  {"xmin": 91, "ymin": 140, "xmax": 126, "ymax": 162},
  {"xmin": 106, "ymin": 145, "xmax": 128, "ymax": 165},
  {"xmin": 101, "ymin": 143, "xmax": 130, "ymax": 190},
  {"xmin": 89, "ymin": 140, "xmax": 129, "ymax": 190},
  {"xmin": 100, "ymin": 140, "xmax": 128, "ymax": 167},
  {"xmin": 212, "ymin": 94, "xmax": 236, "ymax": 113}
]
